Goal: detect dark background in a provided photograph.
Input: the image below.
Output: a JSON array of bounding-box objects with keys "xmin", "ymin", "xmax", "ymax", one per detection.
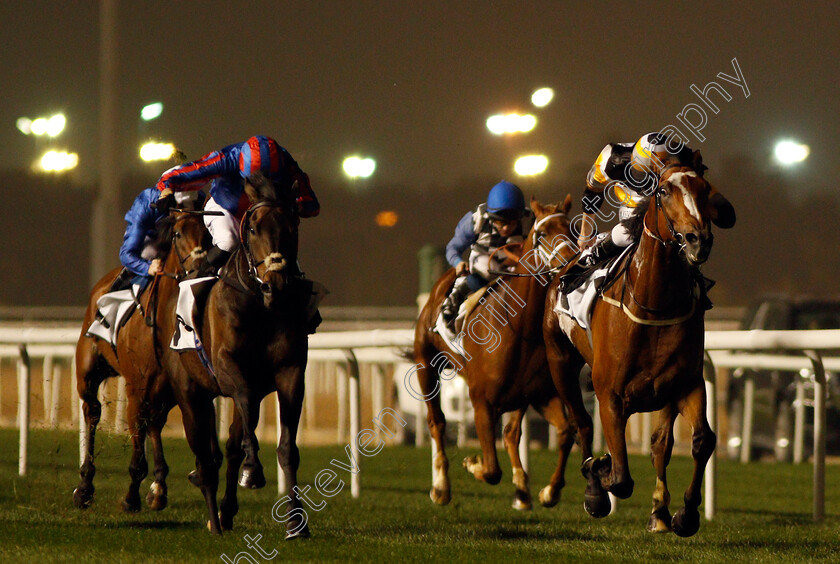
[{"xmin": 1, "ymin": 1, "xmax": 838, "ymax": 308}]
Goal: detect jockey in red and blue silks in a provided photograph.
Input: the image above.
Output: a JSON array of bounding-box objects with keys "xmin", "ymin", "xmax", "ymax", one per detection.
[
  {"xmin": 155, "ymin": 135, "xmax": 319, "ymax": 272},
  {"xmin": 119, "ymin": 187, "xmax": 204, "ymax": 289}
]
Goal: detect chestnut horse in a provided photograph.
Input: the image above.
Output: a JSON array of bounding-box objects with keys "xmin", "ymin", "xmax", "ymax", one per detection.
[
  {"xmin": 74, "ymin": 209, "xmax": 212, "ymax": 512},
  {"xmin": 544, "ymin": 156, "xmax": 735, "ymax": 536},
  {"xmin": 413, "ymin": 197, "xmax": 579, "ymax": 510},
  {"xmin": 167, "ymin": 175, "xmax": 310, "ymax": 536}
]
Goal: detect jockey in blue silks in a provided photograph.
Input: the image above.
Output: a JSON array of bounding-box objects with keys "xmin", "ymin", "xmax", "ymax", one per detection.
[
  {"xmin": 155, "ymin": 135, "xmax": 319, "ymax": 274},
  {"xmin": 117, "ymin": 187, "xmax": 205, "ymax": 290},
  {"xmin": 441, "ymin": 180, "xmax": 533, "ymax": 325}
]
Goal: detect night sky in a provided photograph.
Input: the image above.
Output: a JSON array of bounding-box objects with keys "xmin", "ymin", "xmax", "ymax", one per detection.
[{"xmin": 1, "ymin": 1, "xmax": 838, "ymax": 306}]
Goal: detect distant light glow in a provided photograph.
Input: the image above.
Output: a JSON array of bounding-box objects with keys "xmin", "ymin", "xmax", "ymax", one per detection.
[
  {"xmin": 30, "ymin": 118, "xmax": 49, "ymax": 136},
  {"xmin": 16, "ymin": 117, "xmax": 32, "ymax": 135},
  {"xmin": 140, "ymin": 142, "xmax": 176, "ymax": 161},
  {"xmin": 39, "ymin": 150, "xmax": 78, "ymax": 172},
  {"xmin": 375, "ymin": 210, "xmax": 399, "ymax": 227},
  {"xmin": 343, "ymin": 156, "xmax": 376, "ymax": 178},
  {"xmin": 531, "ymin": 87, "xmax": 554, "ymax": 107},
  {"xmin": 46, "ymin": 114, "xmax": 66, "ymax": 136},
  {"xmin": 141, "ymin": 102, "xmax": 164, "ymax": 121},
  {"xmin": 774, "ymin": 140, "xmax": 810, "ymax": 165},
  {"xmin": 18, "ymin": 113, "xmax": 66, "ymax": 137},
  {"xmin": 514, "ymin": 154, "xmax": 549, "ymax": 176},
  {"xmin": 486, "ymin": 113, "xmax": 537, "ymax": 135}
]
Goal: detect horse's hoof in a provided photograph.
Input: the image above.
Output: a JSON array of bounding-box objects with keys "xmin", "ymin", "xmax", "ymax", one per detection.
[
  {"xmin": 239, "ymin": 467, "xmax": 266, "ymax": 489},
  {"xmin": 146, "ymin": 482, "xmax": 168, "ymax": 511},
  {"xmin": 511, "ymin": 497, "xmax": 532, "ymax": 511},
  {"xmin": 220, "ymin": 513, "xmax": 234, "ymax": 532},
  {"xmin": 188, "ymin": 470, "xmax": 201, "ymax": 488},
  {"xmin": 672, "ymin": 507, "xmax": 700, "ymax": 538},
  {"xmin": 121, "ymin": 496, "xmax": 142, "ymax": 513},
  {"xmin": 608, "ymin": 478, "xmax": 635, "ymax": 500},
  {"xmin": 462, "ymin": 455, "xmax": 479, "ymax": 472},
  {"xmin": 430, "ymin": 487, "xmax": 451, "ymax": 505},
  {"xmin": 584, "ymin": 491, "xmax": 612, "ymax": 518},
  {"xmin": 73, "ymin": 486, "xmax": 94, "ymax": 509},
  {"xmin": 285, "ymin": 525, "xmax": 311, "ymax": 540},
  {"xmin": 647, "ymin": 510, "xmax": 672, "ymax": 533},
  {"xmin": 539, "ymin": 485, "xmax": 560, "ymax": 508}
]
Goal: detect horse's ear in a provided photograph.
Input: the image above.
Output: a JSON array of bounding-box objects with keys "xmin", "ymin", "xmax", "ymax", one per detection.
[
  {"xmin": 562, "ymin": 193, "xmax": 572, "ymax": 214},
  {"xmin": 705, "ymin": 186, "xmax": 736, "ymax": 229},
  {"xmin": 530, "ymin": 196, "xmax": 543, "ymax": 215},
  {"xmin": 244, "ymin": 181, "xmax": 260, "ymax": 204},
  {"xmin": 693, "ymin": 150, "xmax": 708, "ymax": 177}
]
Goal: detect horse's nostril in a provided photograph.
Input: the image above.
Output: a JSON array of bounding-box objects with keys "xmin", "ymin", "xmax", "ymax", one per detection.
[
  {"xmin": 685, "ymin": 233, "xmax": 698, "ymax": 244},
  {"xmin": 260, "ymin": 283, "xmax": 271, "ymax": 294}
]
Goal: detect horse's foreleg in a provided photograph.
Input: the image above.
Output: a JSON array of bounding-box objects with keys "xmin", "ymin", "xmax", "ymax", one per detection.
[
  {"xmin": 414, "ymin": 352, "xmax": 450, "ymax": 505},
  {"xmin": 502, "ymin": 409, "xmax": 531, "ymax": 510},
  {"xmin": 73, "ymin": 350, "xmax": 106, "ymax": 509},
  {"xmin": 463, "ymin": 398, "xmax": 502, "ymax": 485},
  {"xmin": 672, "ymin": 384, "xmax": 716, "ymax": 538},
  {"xmin": 220, "ymin": 410, "xmax": 244, "ymax": 531},
  {"xmin": 597, "ymin": 392, "xmax": 634, "ymax": 499},
  {"xmin": 121, "ymin": 387, "xmax": 148, "ymax": 513},
  {"xmin": 536, "ymin": 396, "xmax": 576, "ymax": 508},
  {"xmin": 275, "ymin": 365, "xmax": 309, "ymax": 540},
  {"xmin": 647, "ymin": 405, "xmax": 677, "ymax": 533},
  {"xmin": 233, "ymin": 391, "xmax": 266, "ymax": 490},
  {"xmin": 145, "ymin": 397, "xmax": 173, "ymax": 511},
  {"xmin": 179, "ymin": 394, "xmax": 222, "ymax": 534}
]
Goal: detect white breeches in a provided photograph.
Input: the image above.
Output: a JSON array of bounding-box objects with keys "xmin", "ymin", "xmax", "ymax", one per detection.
[
  {"xmin": 203, "ymin": 196, "xmax": 240, "ymax": 252},
  {"xmin": 610, "ymin": 205, "xmax": 637, "ymax": 248}
]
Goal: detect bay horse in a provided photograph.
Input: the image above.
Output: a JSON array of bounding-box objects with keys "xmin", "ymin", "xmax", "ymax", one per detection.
[
  {"xmin": 543, "ymin": 154, "xmax": 736, "ymax": 536},
  {"xmin": 167, "ymin": 173, "xmax": 311, "ymax": 536},
  {"xmin": 74, "ymin": 208, "xmax": 212, "ymax": 512},
  {"xmin": 413, "ymin": 196, "xmax": 579, "ymax": 510}
]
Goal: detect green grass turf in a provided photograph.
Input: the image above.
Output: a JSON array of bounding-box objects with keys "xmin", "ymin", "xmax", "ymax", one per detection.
[{"xmin": 1, "ymin": 428, "xmax": 839, "ymax": 563}]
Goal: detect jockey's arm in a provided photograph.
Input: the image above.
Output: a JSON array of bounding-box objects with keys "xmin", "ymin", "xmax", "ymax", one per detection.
[
  {"xmin": 120, "ymin": 194, "xmax": 157, "ymax": 276},
  {"xmin": 445, "ymin": 212, "xmax": 477, "ymax": 273},
  {"xmin": 156, "ymin": 146, "xmax": 238, "ymax": 193}
]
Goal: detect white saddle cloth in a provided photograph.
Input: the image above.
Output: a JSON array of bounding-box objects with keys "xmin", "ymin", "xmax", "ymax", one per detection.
[
  {"xmin": 170, "ymin": 277, "xmax": 217, "ymax": 351},
  {"xmin": 85, "ymin": 285, "xmax": 142, "ymax": 346}
]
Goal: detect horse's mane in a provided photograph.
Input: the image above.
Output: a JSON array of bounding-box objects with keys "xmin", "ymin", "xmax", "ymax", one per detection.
[
  {"xmin": 621, "ymin": 198, "xmax": 650, "ymax": 241},
  {"xmin": 151, "ymin": 214, "xmax": 176, "ymax": 257}
]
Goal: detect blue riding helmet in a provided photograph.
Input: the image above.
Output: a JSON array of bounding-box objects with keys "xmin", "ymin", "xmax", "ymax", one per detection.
[{"xmin": 486, "ymin": 180, "xmax": 525, "ymax": 220}]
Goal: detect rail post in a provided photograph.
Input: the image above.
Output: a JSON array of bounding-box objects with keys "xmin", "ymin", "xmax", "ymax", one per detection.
[{"xmin": 18, "ymin": 344, "xmax": 30, "ymax": 476}]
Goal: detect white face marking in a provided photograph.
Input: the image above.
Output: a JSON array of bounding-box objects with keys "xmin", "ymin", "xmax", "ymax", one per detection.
[{"xmin": 669, "ymin": 171, "xmax": 702, "ymax": 221}]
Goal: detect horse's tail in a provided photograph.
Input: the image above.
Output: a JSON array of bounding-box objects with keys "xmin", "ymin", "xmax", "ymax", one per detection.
[{"xmin": 397, "ymin": 347, "xmax": 415, "ymax": 362}]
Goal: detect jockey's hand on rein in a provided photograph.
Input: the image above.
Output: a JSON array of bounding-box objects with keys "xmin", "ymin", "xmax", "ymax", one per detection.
[
  {"xmin": 455, "ymin": 262, "xmax": 469, "ymax": 277},
  {"xmin": 153, "ymin": 192, "xmax": 176, "ymax": 214}
]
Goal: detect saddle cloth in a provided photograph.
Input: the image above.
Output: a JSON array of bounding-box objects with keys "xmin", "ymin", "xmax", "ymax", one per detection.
[
  {"xmin": 433, "ymin": 282, "xmax": 491, "ymax": 356},
  {"xmin": 170, "ymin": 277, "xmax": 217, "ymax": 351},
  {"xmin": 85, "ymin": 285, "xmax": 143, "ymax": 347},
  {"xmin": 553, "ymin": 244, "xmax": 635, "ymax": 335}
]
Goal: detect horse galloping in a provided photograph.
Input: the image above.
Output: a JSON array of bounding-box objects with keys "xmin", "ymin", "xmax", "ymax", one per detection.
[
  {"xmin": 413, "ymin": 196, "xmax": 579, "ymax": 510},
  {"xmin": 74, "ymin": 209, "xmax": 212, "ymax": 512},
  {"xmin": 168, "ymin": 173, "xmax": 312, "ymax": 536},
  {"xmin": 544, "ymin": 153, "xmax": 735, "ymax": 536}
]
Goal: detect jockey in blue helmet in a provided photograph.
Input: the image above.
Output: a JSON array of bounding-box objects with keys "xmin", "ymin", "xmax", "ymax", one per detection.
[
  {"xmin": 441, "ymin": 180, "xmax": 533, "ymax": 325},
  {"xmin": 155, "ymin": 135, "xmax": 319, "ymax": 273}
]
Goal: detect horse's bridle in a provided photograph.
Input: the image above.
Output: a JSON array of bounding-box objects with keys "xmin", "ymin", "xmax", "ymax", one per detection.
[
  {"xmin": 162, "ymin": 212, "xmax": 210, "ymax": 280},
  {"xmin": 238, "ymin": 201, "xmax": 299, "ymax": 287},
  {"xmin": 643, "ymin": 164, "xmax": 695, "ymax": 254}
]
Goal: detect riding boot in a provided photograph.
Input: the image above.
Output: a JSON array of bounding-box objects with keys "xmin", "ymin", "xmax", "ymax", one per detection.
[
  {"xmin": 195, "ymin": 245, "xmax": 231, "ymax": 277},
  {"xmin": 441, "ymin": 276, "xmax": 471, "ymax": 325},
  {"xmin": 578, "ymin": 233, "xmax": 621, "ymax": 268},
  {"xmin": 108, "ymin": 267, "xmax": 134, "ymax": 293}
]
